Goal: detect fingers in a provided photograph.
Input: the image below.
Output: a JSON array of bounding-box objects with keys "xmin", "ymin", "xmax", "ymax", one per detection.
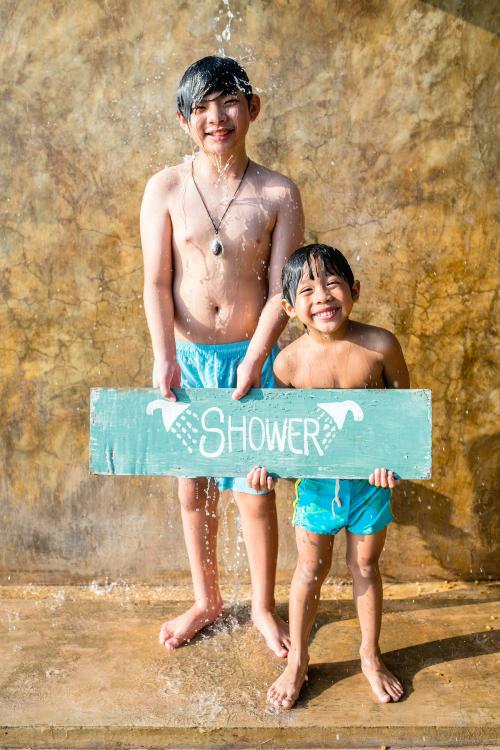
[
  {"xmin": 232, "ymin": 363, "xmax": 261, "ymax": 400},
  {"xmin": 232, "ymin": 379, "xmax": 253, "ymax": 401},
  {"xmin": 369, "ymin": 469, "xmax": 396, "ymax": 488},
  {"xmin": 154, "ymin": 361, "xmax": 180, "ymax": 401},
  {"xmin": 159, "ymin": 380, "xmax": 177, "ymax": 402},
  {"xmin": 246, "ymin": 466, "xmax": 274, "ymax": 491}
]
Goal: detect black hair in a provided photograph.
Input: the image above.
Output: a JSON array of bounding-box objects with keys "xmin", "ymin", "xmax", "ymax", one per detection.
[
  {"xmin": 176, "ymin": 56, "xmax": 253, "ymax": 120},
  {"xmin": 281, "ymin": 244, "xmax": 355, "ymax": 306}
]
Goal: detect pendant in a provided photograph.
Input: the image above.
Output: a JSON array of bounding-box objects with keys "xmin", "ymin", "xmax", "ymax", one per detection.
[{"xmin": 211, "ymin": 235, "xmax": 224, "ymax": 256}]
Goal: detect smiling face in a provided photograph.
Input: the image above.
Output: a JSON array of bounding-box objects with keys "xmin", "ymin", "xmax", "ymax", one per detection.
[
  {"xmin": 177, "ymin": 90, "xmax": 260, "ymax": 156},
  {"xmin": 283, "ymin": 256, "xmax": 360, "ymax": 339}
]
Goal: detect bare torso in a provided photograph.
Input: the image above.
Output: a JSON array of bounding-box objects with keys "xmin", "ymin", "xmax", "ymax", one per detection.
[
  {"xmin": 161, "ymin": 160, "xmax": 291, "ymax": 343},
  {"xmin": 277, "ymin": 321, "xmax": 393, "ymax": 389}
]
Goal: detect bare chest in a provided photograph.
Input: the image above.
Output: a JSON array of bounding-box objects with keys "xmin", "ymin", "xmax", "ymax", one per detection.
[
  {"xmin": 170, "ymin": 178, "xmax": 275, "ymax": 264},
  {"xmin": 292, "ymin": 345, "xmax": 385, "ymax": 389}
]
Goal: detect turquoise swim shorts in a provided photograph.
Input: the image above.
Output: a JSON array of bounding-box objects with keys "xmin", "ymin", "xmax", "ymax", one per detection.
[
  {"xmin": 156, "ymin": 339, "xmax": 278, "ymax": 495},
  {"xmin": 293, "ymin": 478, "xmax": 393, "ymax": 536}
]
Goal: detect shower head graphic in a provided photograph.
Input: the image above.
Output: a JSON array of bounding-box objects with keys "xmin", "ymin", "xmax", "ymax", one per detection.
[
  {"xmin": 146, "ymin": 400, "xmax": 191, "ymax": 431},
  {"xmin": 146, "ymin": 399, "xmax": 200, "ymax": 454},
  {"xmin": 317, "ymin": 400, "xmax": 364, "ymax": 430}
]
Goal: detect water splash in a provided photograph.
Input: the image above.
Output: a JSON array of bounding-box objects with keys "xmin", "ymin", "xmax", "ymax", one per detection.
[
  {"xmin": 215, "ymin": 0, "xmax": 234, "ymax": 48},
  {"xmin": 220, "ymin": 492, "xmax": 247, "ymax": 605},
  {"xmin": 89, "ymin": 578, "xmax": 119, "ymax": 596}
]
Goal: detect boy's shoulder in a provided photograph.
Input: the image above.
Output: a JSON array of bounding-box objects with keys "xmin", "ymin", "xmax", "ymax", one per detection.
[
  {"xmin": 251, "ymin": 161, "xmax": 300, "ymax": 196},
  {"xmin": 351, "ymin": 320, "xmax": 401, "ymax": 355},
  {"xmin": 274, "ymin": 334, "xmax": 309, "ymax": 383},
  {"xmin": 145, "ymin": 162, "xmax": 188, "ymax": 194}
]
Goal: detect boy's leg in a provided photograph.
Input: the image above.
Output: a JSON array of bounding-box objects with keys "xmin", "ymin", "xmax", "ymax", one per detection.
[
  {"xmin": 268, "ymin": 527, "xmax": 334, "ymax": 709},
  {"xmin": 159, "ymin": 477, "xmax": 223, "ymax": 649},
  {"xmin": 233, "ymin": 489, "xmax": 290, "ymax": 658},
  {"xmin": 346, "ymin": 528, "xmax": 403, "ymax": 702}
]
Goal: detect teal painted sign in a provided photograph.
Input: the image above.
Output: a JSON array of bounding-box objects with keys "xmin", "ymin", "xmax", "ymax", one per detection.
[{"xmin": 90, "ymin": 388, "xmax": 432, "ymax": 479}]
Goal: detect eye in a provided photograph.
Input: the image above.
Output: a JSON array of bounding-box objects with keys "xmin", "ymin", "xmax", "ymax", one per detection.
[
  {"xmin": 299, "ymin": 286, "xmax": 313, "ymax": 294},
  {"xmin": 327, "ymin": 279, "xmax": 339, "ymax": 286}
]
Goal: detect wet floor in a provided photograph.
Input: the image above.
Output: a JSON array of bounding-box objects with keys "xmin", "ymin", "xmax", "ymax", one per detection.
[{"xmin": 0, "ymin": 581, "xmax": 498, "ymax": 748}]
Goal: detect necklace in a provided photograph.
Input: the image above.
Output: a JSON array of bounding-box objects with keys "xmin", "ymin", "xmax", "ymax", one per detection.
[{"xmin": 191, "ymin": 158, "xmax": 250, "ymax": 256}]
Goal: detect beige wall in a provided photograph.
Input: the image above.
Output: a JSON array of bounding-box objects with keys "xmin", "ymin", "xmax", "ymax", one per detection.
[{"xmin": 1, "ymin": 0, "xmax": 498, "ymax": 583}]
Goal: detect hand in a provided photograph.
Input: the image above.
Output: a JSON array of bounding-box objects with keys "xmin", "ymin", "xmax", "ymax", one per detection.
[
  {"xmin": 153, "ymin": 357, "xmax": 181, "ymax": 401},
  {"xmin": 232, "ymin": 357, "xmax": 262, "ymax": 400},
  {"xmin": 246, "ymin": 466, "xmax": 275, "ymax": 491},
  {"xmin": 369, "ymin": 468, "xmax": 397, "ymax": 489}
]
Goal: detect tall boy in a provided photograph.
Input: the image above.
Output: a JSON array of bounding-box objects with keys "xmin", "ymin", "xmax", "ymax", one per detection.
[
  {"xmin": 248, "ymin": 244, "xmax": 409, "ymax": 707},
  {"xmin": 140, "ymin": 56, "xmax": 304, "ymax": 655}
]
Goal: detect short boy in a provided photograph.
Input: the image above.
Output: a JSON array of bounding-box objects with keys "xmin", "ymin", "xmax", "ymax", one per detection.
[
  {"xmin": 140, "ymin": 56, "xmax": 304, "ymax": 655},
  {"xmin": 247, "ymin": 244, "xmax": 409, "ymax": 707}
]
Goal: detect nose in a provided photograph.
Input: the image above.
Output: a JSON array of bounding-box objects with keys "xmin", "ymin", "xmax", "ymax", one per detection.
[
  {"xmin": 207, "ymin": 101, "xmax": 226, "ymax": 125},
  {"xmin": 313, "ymin": 279, "xmax": 331, "ymax": 302}
]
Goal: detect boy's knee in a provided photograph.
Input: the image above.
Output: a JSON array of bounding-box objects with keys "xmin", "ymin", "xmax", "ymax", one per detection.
[
  {"xmin": 296, "ymin": 556, "xmax": 330, "ymax": 586},
  {"xmin": 178, "ymin": 479, "xmax": 216, "ymax": 512},
  {"xmin": 346, "ymin": 556, "xmax": 380, "ymax": 579}
]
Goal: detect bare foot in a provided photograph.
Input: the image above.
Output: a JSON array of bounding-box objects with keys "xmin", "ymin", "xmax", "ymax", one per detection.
[
  {"xmin": 252, "ymin": 609, "xmax": 290, "ymax": 658},
  {"xmin": 267, "ymin": 656, "xmax": 309, "ymax": 709},
  {"xmin": 159, "ymin": 600, "xmax": 223, "ymax": 650},
  {"xmin": 360, "ymin": 648, "xmax": 404, "ymax": 702}
]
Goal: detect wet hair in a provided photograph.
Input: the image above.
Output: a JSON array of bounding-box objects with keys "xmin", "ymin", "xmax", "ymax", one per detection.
[
  {"xmin": 176, "ymin": 56, "xmax": 253, "ymax": 120},
  {"xmin": 281, "ymin": 244, "xmax": 355, "ymax": 306}
]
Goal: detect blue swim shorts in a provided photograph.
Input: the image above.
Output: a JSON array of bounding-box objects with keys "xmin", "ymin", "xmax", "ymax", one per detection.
[
  {"xmin": 292, "ymin": 478, "xmax": 393, "ymax": 536},
  {"xmin": 157, "ymin": 339, "xmax": 279, "ymax": 495}
]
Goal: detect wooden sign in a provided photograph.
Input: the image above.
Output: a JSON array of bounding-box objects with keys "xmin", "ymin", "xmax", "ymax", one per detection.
[{"xmin": 90, "ymin": 388, "xmax": 431, "ymax": 479}]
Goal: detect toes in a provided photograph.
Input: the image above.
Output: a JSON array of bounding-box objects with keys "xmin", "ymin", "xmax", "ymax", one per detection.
[
  {"xmin": 159, "ymin": 630, "xmax": 170, "ymax": 645},
  {"xmin": 163, "ymin": 638, "xmax": 180, "ymax": 650},
  {"xmin": 390, "ymin": 681, "xmax": 404, "ymax": 701},
  {"xmin": 267, "ymin": 686, "xmax": 281, "ymax": 705},
  {"xmin": 377, "ymin": 690, "xmax": 391, "ymax": 703}
]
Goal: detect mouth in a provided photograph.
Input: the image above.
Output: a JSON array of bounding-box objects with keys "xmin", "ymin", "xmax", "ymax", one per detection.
[
  {"xmin": 312, "ymin": 307, "xmax": 339, "ymax": 321},
  {"xmin": 206, "ymin": 129, "xmax": 233, "ymax": 140}
]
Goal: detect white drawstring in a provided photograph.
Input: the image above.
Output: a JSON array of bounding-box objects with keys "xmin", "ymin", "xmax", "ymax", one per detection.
[{"xmin": 332, "ymin": 477, "xmax": 342, "ymax": 515}]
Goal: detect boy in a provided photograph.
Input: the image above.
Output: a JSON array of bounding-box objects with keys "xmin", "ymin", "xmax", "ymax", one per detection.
[
  {"xmin": 247, "ymin": 244, "xmax": 409, "ymax": 708},
  {"xmin": 140, "ymin": 56, "xmax": 304, "ymax": 656}
]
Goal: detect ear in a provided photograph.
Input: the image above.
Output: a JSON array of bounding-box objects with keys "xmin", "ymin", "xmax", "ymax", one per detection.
[
  {"xmin": 281, "ymin": 298, "xmax": 296, "ymax": 318},
  {"xmin": 248, "ymin": 94, "xmax": 261, "ymax": 121},
  {"xmin": 176, "ymin": 111, "xmax": 191, "ymax": 135},
  {"xmin": 351, "ymin": 280, "xmax": 360, "ymax": 301}
]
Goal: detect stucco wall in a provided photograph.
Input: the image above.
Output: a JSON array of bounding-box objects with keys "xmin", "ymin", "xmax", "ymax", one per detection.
[{"xmin": 1, "ymin": 0, "xmax": 498, "ymax": 583}]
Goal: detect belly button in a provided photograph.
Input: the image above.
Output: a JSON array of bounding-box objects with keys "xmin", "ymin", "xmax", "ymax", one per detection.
[{"xmin": 214, "ymin": 305, "xmax": 220, "ymax": 315}]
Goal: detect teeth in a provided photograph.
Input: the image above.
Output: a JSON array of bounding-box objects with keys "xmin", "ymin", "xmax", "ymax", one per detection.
[{"xmin": 315, "ymin": 309, "xmax": 337, "ymax": 318}]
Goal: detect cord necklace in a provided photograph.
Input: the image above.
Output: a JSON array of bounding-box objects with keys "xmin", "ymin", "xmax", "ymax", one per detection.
[{"xmin": 191, "ymin": 158, "xmax": 250, "ymax": 256}]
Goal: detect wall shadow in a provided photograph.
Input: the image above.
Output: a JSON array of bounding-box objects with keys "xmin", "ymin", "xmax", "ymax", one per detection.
[
  {"xmin": 421, "ymin": 1, "xmax": 499, "ymax": 35},
  {"xmin": 300, "ymin": 629, "xmax": 500, "ymax": 706},
  {"xmin": 391, "ymin": 466, "xmax": 500, "ymax": 578},
  {"xmin": 467, "ymin": 431, "xmax": 500, "ymax": 574},
  {"xmin": 391, "ymin": 481, "xmax": 472, "ymax": 575}
]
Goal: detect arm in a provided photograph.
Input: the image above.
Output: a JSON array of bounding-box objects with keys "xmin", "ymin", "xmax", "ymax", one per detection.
[
  {"xmin": 370, "ymin": 331, "xmax": 410, "ymax": 487},
  {"xmin": 246, "ymin": 353, "xmax": 293, "ymax": 490},
  {"xmin": 140, "ymin": 173, "xmax": 180, "ymax": 401},
  {"xmin": 232, "ymin": 180, "xmax": 304, "ymax": 399},
  {"xmin": 381, "ymin": 332, "xmax": 410, "ymax": 389}
]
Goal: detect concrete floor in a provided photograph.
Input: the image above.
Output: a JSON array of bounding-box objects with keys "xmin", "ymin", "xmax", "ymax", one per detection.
[{"xmin": 0, "ymin": 580, "xmax": 499, "ymax": 749}]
